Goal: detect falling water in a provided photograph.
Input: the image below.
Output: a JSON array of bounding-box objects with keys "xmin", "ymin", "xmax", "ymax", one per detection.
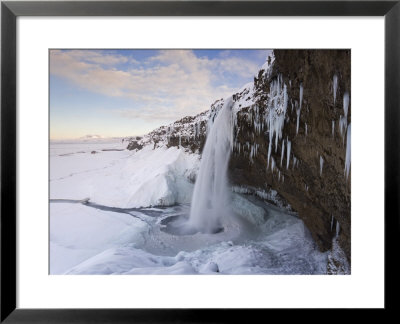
[{"xmin": 188, "ymin": 97, "xmax": 234, "ymax": 233}]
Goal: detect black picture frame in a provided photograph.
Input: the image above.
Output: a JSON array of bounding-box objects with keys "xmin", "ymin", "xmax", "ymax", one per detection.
[{"xmin": 1, "ymin": 0, "xmax": 399, "ymax": 322}]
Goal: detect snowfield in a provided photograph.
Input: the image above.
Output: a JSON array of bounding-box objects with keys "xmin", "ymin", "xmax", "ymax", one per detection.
[
  {"xmin": 50, "ymin": 142, "xmax": 200, "ymax": 208},
  {"xmin": 50, "ymin": 140, "xmax": 330, "ymax": 275}
]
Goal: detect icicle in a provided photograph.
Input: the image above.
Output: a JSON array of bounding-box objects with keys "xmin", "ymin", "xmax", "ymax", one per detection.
[
  {"xmin": 333, "ymin": 74, "xmax": 338, "ymax": 105},
  {"xmin": 280, "ymin": 140, "xmax": 285, "ymax": 167},
  {"xmin": 278, "ymin": 171, "xmax": 281, "ymax": 181},
  {"xmin": 305, "ymin": 123, "xmax": 308, "ymax": 136},
  {"xmin": 296, "ymin": 83, "xmax": 303, "ymax": 135},
  {"xmin": 332, "ymin": 120, "xmax": 335, "ymax": 137},
  {"xmin": 344, "ymin": 123, "xmax": 351, "ymax": 179},
  {"xmin": 331, "ymin": 215, "xmax": 334, "ymax": 232},
  {"xmin": 271, "ymin": 157, "xmax": 275, "ymax": 173},
  {"xmin": 286, "ymin": 138, "xmax": 291, "ymax": 170},
  {"xmin": 299, "ymin": 83, "xmax": 303, "ymax": 110},
  {"xmin": 265, "ymin": 75, "xmax": 288, "ymax": 156},
  {"xmin": 336, "ymin": 221, "xmax": 340, "ymax": 237},
  {"xmin": 339, "ymin": 92, "xmax": 350, "ymax": 141},
  {"xmin": 320, "ymin": 156, "xmax": 324, "ymax": 176},
  {"xmin": 267, "ymin": 141, "xmax": 271, "ymax": 169},
  {"xmin": 343, "ymin": 92, "xmax": 349, "ymax": 117}
]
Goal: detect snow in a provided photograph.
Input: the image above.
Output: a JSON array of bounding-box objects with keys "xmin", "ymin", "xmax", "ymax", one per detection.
[
  {"xmin": 327, "ymin": 238, "xmax": 350, "ymax": 275},
  {"xmin": 51, "ymin": 200, "xmax": 328, "ymax": 275},
  {"xmin": 50, "ymin": 202, "xmax": 149, "ymax": 274},
  {"xmin": 261, "ymin": 51, "xmax": 275, "ymax": 77},
  {"xmin": 51, "ymin": 143, "xmax": 200, "ymax": 208}
]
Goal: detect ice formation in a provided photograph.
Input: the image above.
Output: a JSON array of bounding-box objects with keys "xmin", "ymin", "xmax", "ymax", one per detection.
[
  {"xmin": 271, "ymin": 157, "xmax": 276, "ymax": 173},
  {"xmin": 339, "ymin": 92, "xmax": 350, "ymax": 140},
  {"xmin": 296, "ymin": 83, "xmax": 303, "ymax": 135},
  {"xmin": 344, "ymin": 124, "xmax": 351, "ymax": 179},
  {"xmin": 286, "ymin": 139, "xmax": 291, "ymax": 170},
  {"xmin": 320, "ymin": 156, "xmax": 324, "ymax": 176},
  {"xmin": 333, "ymin": 74, "xmax": 338, "ymax": 105},
  {"xmin": 266, "ymin": 75, "xmax": 288, "ymax": 167},
  {"xmin": 336, "ymin": 220, "xmax": 340, "ymax": 237}
]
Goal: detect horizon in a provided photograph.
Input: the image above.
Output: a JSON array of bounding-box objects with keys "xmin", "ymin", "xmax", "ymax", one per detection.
[{"xmin": 50, "ymin": 49, "xmax": 270, "ymax": 140}]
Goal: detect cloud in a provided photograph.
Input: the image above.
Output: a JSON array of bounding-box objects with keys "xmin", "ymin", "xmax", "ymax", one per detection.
[{"xmin": 50, "ymin": 49, "xmax": 263, "ymax": 122}]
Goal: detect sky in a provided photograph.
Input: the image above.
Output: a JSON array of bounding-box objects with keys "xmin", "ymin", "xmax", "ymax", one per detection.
[{"xmin": 50, "ymin": 49, "xmax": 270, "ymax": 140}]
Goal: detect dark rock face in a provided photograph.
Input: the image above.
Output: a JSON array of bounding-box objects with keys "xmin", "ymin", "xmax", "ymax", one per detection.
[
  {"xmin": 126, "ymin": 141, "xmax": 143, "ymax": 150},
  {"xmin": 230, "ymin": 50, "xmax": 351, "ymax": 261}
]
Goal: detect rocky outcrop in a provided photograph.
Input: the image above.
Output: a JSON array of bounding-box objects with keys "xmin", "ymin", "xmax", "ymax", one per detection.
[
  {"xmin": 127, "ymin": 49, "xmax": 351, "ymax": 264},
  {"xmin": 230, "ymin": 50, "xmax": 351, "ymax": 263}
]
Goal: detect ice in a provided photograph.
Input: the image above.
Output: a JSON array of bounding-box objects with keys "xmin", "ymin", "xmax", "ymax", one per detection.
[
  {"xmin": 343, "ymin": 92, "xmax": 349, "ymax": 117},
  {"xmin": 336, "ymin": 220, "xmax": 340, "ymax": 237},
  {"xmin": 280, "ymin": 140, "xmax": 285, "ymax": 167},
  {"xmin": 344, "ymin": 124, "xmax": 351, "ymax": 179},
  {"xmin": 299, "ymin": 83, "xmax": 303, "ymax": 110},
  {"xmin": 333, "ymin": 74, "xmax": 338, "ymax": 105},
  {"xmin": 266, "ymin": 76, "xmax": 288, "ymax": 156},
  {"xmin": 339, "ymin": 92, "xmax": 350, "ymax": 141},
  {"xmin": 296, "ymin": 83, "xmax": 303, "ymax": 135},
  {"xmin": 332, "ymin": 120, "xmax": 335, "ymax": 137},
  {"xmin": 286, "ymin": 138, "xmax": 291, "ymax": 170},
  {"xmin": 320, "ymin": 156, "xmax": 324, "ymax": 176},
  {"xmin": 305, "ymin": 123, "xmax": 308, "ymax": 136}
]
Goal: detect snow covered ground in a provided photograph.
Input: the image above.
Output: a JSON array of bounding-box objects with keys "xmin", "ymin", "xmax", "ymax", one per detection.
[
  {"xmin": 50, "ymin": 140, "xmax": 199, "ymax": 208},
  {"xmin": 50, "ymin": 140, "xmax": 328, "ymax": 275}
]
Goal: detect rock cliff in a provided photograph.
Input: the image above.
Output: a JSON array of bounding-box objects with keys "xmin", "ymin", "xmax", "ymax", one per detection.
[{"xmin": 127, "ymin": 49, "xmax": 351, "ymax": 264}]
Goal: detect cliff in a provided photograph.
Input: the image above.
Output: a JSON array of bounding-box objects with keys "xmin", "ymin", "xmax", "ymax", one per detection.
[{"xmin": 127, "ymin": 49, "xmax": 351, "ymax": 264}]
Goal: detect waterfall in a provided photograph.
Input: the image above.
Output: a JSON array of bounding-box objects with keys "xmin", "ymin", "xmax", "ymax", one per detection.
[{"xmin": 188, "ymin": 97, "xmax": 234, "ymax": 233}]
